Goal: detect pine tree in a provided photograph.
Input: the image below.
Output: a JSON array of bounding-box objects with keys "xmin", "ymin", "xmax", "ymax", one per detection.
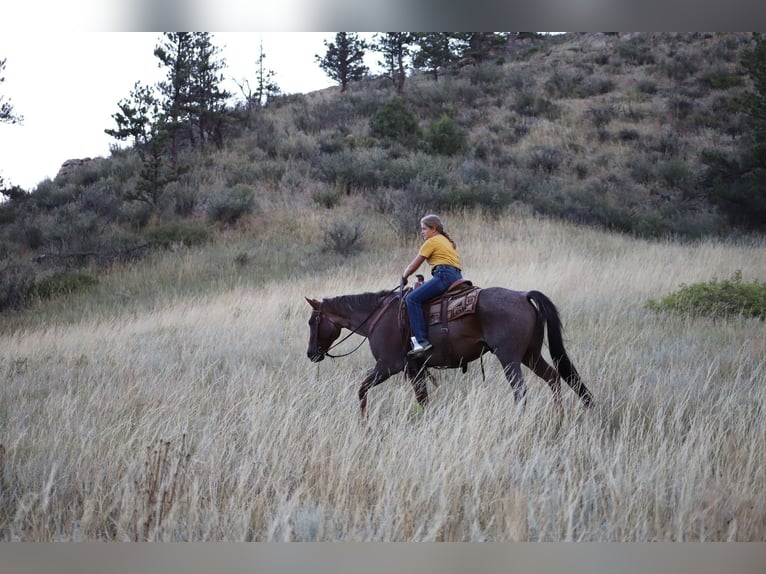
[
  {"xmin": 105, "ymin": 81, "xmax": 159, "ymax": 147},
  {"xmin": 188, "ymin": 33, "xmax": 230, "ymax": 150},
  {"xmin": 0, "ymin": 58, "xmax": 23, "ymax": 125},
  {"xmin": 254, "ymin": 39, "xmax": 280, "ymax": 107},
  {"xmin": 373, "ymin": 33, "xmax": 415, "ymax": 93},
  {"xmin": 154, "ymin": 32, "xmax": 196, "ymax": 170},
  {"xmin": 411, "ymin": 33, "xmax": 457, "ymax": 81},
  {"xmin": 315, "ymin": 33, "xmax": 369, "ymax": 93},
  {"xmin": 701, "ymin": 34, "xmax": 766, "ymax": 231},
  {"xmin": 1, "ymin": 57, "xmax": 24, "ymax": 190}
]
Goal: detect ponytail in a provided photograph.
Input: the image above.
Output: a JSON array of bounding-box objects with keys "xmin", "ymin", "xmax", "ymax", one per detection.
[{"xmin": 421, "ymin": 214, "xmax": 456, "ymax": 249}]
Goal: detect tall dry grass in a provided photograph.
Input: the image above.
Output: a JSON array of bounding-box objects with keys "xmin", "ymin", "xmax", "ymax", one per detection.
[{"xmin": 1, "ymin": 211, "xmax": 765, "ymax": 541}]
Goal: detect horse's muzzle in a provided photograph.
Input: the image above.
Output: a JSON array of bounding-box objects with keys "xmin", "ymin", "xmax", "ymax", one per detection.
[{"xmin": 308, "ymin": 350, "xmax": 325, "ymax": 363}]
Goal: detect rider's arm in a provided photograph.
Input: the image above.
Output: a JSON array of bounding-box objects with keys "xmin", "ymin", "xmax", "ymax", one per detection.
[{"xmin": 402, "ymin": 255, "xmax": 426, "ymax": 283}]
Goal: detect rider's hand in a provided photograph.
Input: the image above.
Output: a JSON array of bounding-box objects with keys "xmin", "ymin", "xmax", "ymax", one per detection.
[{"xmin": 401, "ymin": 276, "xmax": 408, "ymax": 286}]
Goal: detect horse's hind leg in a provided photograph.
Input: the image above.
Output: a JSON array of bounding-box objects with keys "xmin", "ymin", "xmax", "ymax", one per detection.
[
  {"xmin": 495, "ymin": 352, "xmax": 527, "ymax": 407},
  {"xmin": 527, "ymin": 354, "xmax": 564, "ymax": 419}
]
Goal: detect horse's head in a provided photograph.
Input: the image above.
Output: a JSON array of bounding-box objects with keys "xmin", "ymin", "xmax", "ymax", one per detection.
[{"xmin": 305, "ymin": 298, "xmax": 342, "ymax": 362}]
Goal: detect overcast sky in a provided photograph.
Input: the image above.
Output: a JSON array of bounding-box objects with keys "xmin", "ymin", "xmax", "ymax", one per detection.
[{"xmin": 0, "ymin": 33, "xmax": 376, "ymax": 189}]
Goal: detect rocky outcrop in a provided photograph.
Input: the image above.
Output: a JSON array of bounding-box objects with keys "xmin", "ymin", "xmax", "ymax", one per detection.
[{"xmin": 56, "ymin": 157, "xmax": 103, "ymax": 179}]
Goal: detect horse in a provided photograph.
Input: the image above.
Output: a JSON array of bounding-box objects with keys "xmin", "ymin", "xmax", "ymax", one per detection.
[{"xmin": 305, "ymin": 285, "xmax": 594, "ymax": 418}]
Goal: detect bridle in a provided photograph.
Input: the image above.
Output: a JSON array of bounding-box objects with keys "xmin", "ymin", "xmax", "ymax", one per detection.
[
  {"xmin": 312, "ymin": 289, "xmax": 399, "ymax": 359},
  {"xmin": 311, "ymin": 308, "xmax": 368, "ymax": 358}
]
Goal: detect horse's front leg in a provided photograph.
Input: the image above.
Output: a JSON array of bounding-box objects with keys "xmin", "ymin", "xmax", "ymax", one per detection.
[
  {"xmin": 406, "ymin": 358, "xmax": 429, "ymax": 408},
  {"xmin": 358, "ymin": 364, "xmax": 393, "ymax": 419}
]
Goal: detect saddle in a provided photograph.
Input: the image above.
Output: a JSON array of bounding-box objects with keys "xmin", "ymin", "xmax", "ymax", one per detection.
[{"xmin": 424, "ymin": 279, "xmax": 481, "ymax": 326}]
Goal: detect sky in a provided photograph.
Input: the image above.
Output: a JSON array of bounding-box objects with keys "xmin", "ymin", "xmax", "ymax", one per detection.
[{"xmin": 0, "ymin": 33, "xmax": 372, "ymax": 190}]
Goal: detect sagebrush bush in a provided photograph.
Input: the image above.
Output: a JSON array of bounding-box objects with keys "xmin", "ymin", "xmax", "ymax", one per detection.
[
  {"xmin": 143, "ymin": 221, "xmax": 211, "ymax": 249},
  {"xmin": 514, "ymin": 91, "xmax": 559, "ymax": 119},
  {"xmin": 311, "ymin": 184, "xmax": 345, "ymax": 209},
  {"xmin": 647, "ymin": 270, "xmax": 766, "ymax": 319},
  {"xmin": 320, "ymin": 219, "xmax": 364, "ymax": 256},
  {"xmin": 206, "ymin": 184, "xmax": 256, "ymax": 225},
  {"xmin": 29, "ymin": 272, "xmax": 99, "ymax": 302}
]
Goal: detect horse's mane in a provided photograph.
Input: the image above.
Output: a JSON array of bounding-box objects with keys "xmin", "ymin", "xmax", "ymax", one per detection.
[{"xmin": 323, "ymin": 290, "xmax": 393, "ymax": 314}]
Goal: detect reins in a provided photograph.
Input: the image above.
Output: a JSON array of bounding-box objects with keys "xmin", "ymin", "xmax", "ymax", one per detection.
[{"xmin": 320, "ymin": 287, "xmax": 400, "ymax": 359}]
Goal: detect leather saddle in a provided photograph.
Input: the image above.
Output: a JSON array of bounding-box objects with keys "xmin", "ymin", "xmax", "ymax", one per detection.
[{"xmin": 424, "ymin": 279, "xmax": 481, "ymax": 326}]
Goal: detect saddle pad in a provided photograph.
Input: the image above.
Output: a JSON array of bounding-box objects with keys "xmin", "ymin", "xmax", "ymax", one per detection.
[{"xmin": 427, "ymin": 286, "xmax": 481, "ymax": 326}]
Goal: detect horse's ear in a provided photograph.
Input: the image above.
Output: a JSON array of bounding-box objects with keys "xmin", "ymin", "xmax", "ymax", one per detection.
[{"xmin": 305, "ymin": 297, "xmax": 320, "ymax": 309}]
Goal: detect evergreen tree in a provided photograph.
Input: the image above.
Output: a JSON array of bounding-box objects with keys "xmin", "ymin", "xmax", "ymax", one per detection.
[
  {"xmin": 1, "ymin": 57, "xmax": 23, "ymax": 190},
  {"xmin": 411, "ymin": 33, "xmax": 457, "ymax": 81},
  {"xmin": 452, "ymin": 33, "xmax": 509, "ymax": 64},
  {"xmin": 254, "ymin": 39, "xmax": 280, "ymax": 106},
  {"xmin": 373, "ymin": 33, "xmax": 415, "ymax": 93},
  {"xmin": 188, "ymin": 33, "xmax": 230, "ymax": 150},
  {"xmin": 701, "ymin": 34, "xmax": 766, "ymax": 231},
  {"xmin": 315, "ymin": 33, "xmax": 369, "ymax": 93},
  {"xmin": 105, "ymin": 81, "xmax": 159, "ymax": 147},
  {"xmin": 233, "ymin": 40, "xmax": 281, "ymax": 128},
  {"xmin": 0, "ymin": 58, "xmax": 23, "ymax": 125},
  {"xmin": 129, "ymin": 124, "xmax": 173, "ymax": 210},
  {"xmin": 154, "ymin": 32, "xmax": 196, "ymax": 169}
]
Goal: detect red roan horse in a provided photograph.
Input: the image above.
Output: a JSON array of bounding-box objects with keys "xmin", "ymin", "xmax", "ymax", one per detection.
[{"xmin": 306, "ymin": 285, "xmax": 593, "ymax": 418}]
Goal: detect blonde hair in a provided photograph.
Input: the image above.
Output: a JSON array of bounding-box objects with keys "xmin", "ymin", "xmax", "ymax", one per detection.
[{"xmin": 421, "ymin": 214, "xmax": 456, "ymax": 248}]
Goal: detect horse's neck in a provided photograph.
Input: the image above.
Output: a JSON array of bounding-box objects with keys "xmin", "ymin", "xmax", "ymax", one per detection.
[
  {"xmin": 327, "ymin": 293, "xmax": 388, "ymax": 336},
  {"xmin": 325, "ymin": 296, "xmax": 378, "ymax": 332}
]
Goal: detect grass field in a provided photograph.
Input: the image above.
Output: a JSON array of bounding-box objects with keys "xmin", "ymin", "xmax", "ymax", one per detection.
[{"xmin": 1, "ymin": 210, "xmax": 764, "ymax": 541}]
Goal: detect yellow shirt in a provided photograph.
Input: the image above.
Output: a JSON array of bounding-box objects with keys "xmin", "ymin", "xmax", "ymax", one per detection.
[{"xmin": 418, "ymin": 234, "xmax": 461, "ymax": 269}]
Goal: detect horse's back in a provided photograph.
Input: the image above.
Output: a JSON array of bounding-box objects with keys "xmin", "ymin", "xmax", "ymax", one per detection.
[{"xmin": 475, "ymin": 287, "xmax": 539, "ymax": 345}]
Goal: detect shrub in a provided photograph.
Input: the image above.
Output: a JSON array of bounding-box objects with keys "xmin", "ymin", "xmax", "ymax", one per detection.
[
  {"xmin": 545, "ymin": 70, "xmax": 580, "ymax": 98},
  {"xmin": 514, "ymin": 91, "xmax": 559, "ymax": 119},
  {"xmin": 206, "ymin": 184, "xmax": 256, "ymax": 225},
  {"xmin": 311, "ymin": 184, "xmax": 344, "ymax": 209},
  {"xmin": 617, "ymin": 37, "xmax": 656, "ymax": 65},
  {"xmin": 618, "ymin": 128, "xmax": 641, "ymax": 143},
  {"xmin": 700, "ymin": 68, "xmax": 744, "ymax": 90},
  {"xmin": 656, "ymin": 159, "xmax": 692, "ymax": 190},
  {"xmin": 425, "ymin": 115, "xmax": 467, "ymax": 156},
  {"xmin": 526, "ymin": 146, "xmax": 562, "ymax": 174},
  {"xmin": 369, "ymin": 97, "xmax": 420, "ymax": 148},
  {"xmin": 315, "ymin": 149, "xmax": 383, "ymax": 191},
  {"xmin": 662, "ymin": 53, "xmax": 699, "ymax": 81},
  {"xmin": 636, "ymin": 78, "xmax": 658, "ymax": 94},
  {"xmin": 647, "ymin": 270, "xmax": 766, "ymax": 319},
  {"xmin": 144, "ymin": 221, "xmax": 211, "ymax": 248},
  {"xmin": 321, "ymin": 219, "xmax": 364, "ymax": 256},
  {"xmin": 0, "ymin": 262, "xmax": 35, "ymax": 311},
  {"xmin": 586, "ymin": 105, "xmax": 616, "ymax": 129},
  {"xmin": 29, "ymin": 272, "xmax": 99, "ymax": 302}
]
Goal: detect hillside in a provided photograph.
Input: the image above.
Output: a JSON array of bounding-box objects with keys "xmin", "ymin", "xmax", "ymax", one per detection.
[{"xmin": 0, "ymin": 32, "xmax": 762, "ymax": 313}]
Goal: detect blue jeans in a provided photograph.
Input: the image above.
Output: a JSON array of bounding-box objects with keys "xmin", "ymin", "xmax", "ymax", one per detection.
[{"xmin": 406, "ymin": 265, "xmax": 463, "ymax": 343}]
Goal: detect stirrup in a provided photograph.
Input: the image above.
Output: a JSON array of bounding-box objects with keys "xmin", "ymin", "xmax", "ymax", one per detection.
[{"xmin": 408, "ymin": 337, "xmax": 433, "ymax": 357}]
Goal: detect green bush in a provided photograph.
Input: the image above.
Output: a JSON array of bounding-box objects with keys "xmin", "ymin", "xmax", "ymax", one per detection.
[
  {"xmin": 29, "ymin": 272, "xmax": 99, "ymax": 302},
  {"xmin": 369, "ymin": 97, "xmax": 420, "ymax": 147},
  {"xmin": 647, "ymin": 270, "xmax": 766, "ymax": 319},
  {"xmin": 425, "ymin": 115, "xmax": 467, "ymax": 156},
  {"xmin": 700, "ymin": 68, "xmax": 744, "ymax": 90},
  {"xmin": 514, "ymin": 91, "xmax": 559, "ymax": 119},
  {"xmin": 144, "ymin": 221, "xmax": 211, "ymax": 248}
]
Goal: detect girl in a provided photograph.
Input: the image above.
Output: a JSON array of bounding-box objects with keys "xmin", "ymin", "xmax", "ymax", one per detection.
[{"xmin": 401, "ymin": 214, "xmax": 463, "ymax": 357}]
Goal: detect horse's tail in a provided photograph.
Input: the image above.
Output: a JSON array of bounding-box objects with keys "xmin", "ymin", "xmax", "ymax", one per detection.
[{"xmin": 526, "ymin": 290, "xmax": 593, "ymax": 407}]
